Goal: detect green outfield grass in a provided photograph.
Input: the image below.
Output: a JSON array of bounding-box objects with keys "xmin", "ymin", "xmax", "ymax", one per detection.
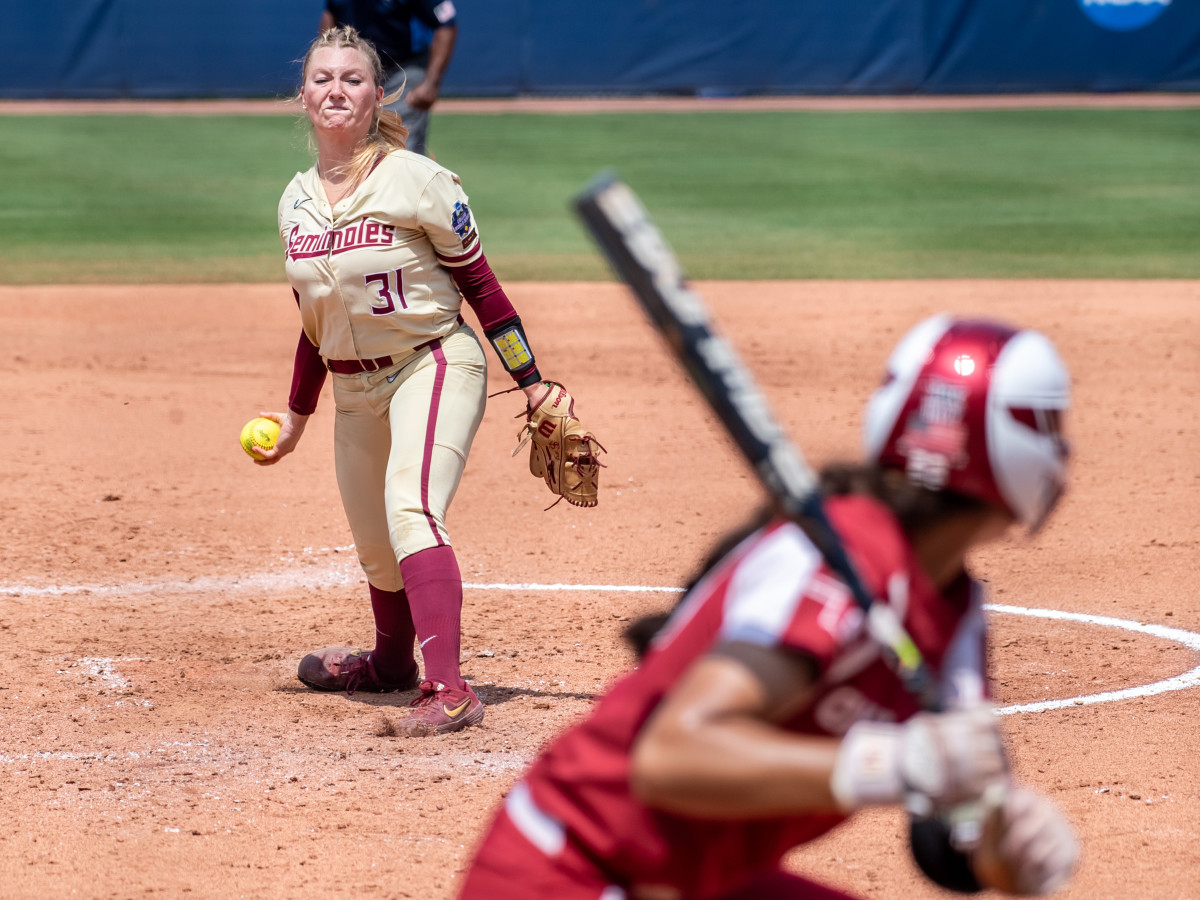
[{"xmin": 1, "ymin": 109, "xmax": 1197, "ymax": 283}]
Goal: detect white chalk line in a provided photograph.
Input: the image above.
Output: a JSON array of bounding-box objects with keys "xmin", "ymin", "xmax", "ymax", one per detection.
[
  {"xmin": 465, "ymin": 581, "xmax": 684, "ymax": 593},
  {"xmin": 984, "ymin": 604, "xmax": 1200, "ymax": 715},
  {"xmin": 3, "ymin": 574, "xmax": 1198, "ymax": 714},
  {"xmin": 0, "ymin": 571, "xmax": 684, "ymax": 598},
  {"xmin": 0, "ymin": 568, "xmax": 363, "ymax": 598}
]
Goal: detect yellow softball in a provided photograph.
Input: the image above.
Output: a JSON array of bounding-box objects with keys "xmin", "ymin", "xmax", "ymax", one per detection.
[{"xmin": 240, "ymin": 417, "xmax": 281, "ymax": 460}]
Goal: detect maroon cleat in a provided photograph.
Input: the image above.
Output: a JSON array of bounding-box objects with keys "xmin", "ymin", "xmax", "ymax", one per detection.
[
  {"xmin": 390, "ymin": 680, "xmax": 485, "ymax": 736},
  {"xmin": 297, "ymin": 647, "xmax": 419, "ymax": 694}
]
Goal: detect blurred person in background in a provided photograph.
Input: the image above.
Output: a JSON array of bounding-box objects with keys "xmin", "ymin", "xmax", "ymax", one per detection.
[{"xmin": 320, "ymin": 0, "xmax": 458, "ymax": 157}]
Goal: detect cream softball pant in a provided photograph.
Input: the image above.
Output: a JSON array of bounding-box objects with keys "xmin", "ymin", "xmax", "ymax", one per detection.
[{"xmin": 331, "ymin": 324, "xmax": 487, "ymax": 590}]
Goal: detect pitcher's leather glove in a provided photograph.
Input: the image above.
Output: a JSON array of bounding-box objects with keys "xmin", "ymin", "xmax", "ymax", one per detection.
[{"xmin": 514, "ymin": 382, "xmax": 605, "ymax": 508}]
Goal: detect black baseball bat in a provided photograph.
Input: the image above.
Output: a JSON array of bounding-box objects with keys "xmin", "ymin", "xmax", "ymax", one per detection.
[{"xmin": 573, "ymin": 172, "xmax": 942, "ymax": 712}]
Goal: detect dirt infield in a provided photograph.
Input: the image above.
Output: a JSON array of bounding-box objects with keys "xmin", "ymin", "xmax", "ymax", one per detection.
[{"xmin": 0, "ymin": 280, "xmax": 1197, "ymax": 899}]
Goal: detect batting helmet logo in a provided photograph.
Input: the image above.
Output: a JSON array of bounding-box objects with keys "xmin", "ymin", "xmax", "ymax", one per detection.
[{"xmin": 863, "ymin": 315, "xmax": 1071, "ymax": 531}]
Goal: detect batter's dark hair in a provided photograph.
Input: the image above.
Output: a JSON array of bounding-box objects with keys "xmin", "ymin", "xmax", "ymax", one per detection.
[{"xmin": 624, "ymin": 463, "xmax": 988, "ymax": 659}]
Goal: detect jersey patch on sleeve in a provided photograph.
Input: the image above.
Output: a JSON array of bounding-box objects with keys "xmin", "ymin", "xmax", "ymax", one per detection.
[
  {"xmin": 491, "ymin": 327, "xmax": 533, "ymax": 372},
  {"xmin": 433, "ymin": 1, "xmax": 457, "ymax": 24},
  {"xmin": 451, "ymin": 200, "xmax": 477, "ymax": 248}
]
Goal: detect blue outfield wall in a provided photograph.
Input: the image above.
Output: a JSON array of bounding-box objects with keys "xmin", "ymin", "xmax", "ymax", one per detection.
[{"xmin": 3, "ymin": 0, "xmax": 1198, "ymax": 98}]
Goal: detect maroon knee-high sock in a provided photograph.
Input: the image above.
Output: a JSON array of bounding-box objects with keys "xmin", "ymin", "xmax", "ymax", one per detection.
[
  {"xmin": 399, "ymin": 545, "xmax": 465, "ymax": 691},
  {"xmin": 368, "ymin": 584, "xmax": 418, "ymax": 683}
]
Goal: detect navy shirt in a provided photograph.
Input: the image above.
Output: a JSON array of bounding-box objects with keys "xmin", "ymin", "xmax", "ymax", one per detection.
[{"xmin": 326, "ymin": 0, "xmax": 457, "ymax": 71}]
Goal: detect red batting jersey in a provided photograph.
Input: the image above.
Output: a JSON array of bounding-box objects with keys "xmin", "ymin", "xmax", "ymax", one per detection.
[{"xmin": 519, "ymin": 494, "xmax": 989, "ymax": 897}]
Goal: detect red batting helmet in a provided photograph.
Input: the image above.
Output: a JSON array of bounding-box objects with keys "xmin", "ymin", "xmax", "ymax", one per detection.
[{"xmin": 863, "ymin": 315, "xmax": 1071, "ymax": 531}]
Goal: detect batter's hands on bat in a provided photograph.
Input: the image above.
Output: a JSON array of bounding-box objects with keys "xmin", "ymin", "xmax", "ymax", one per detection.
[
  {"xmin": 251, "ymin": 411, "xmax": 309, "ymax": 466},
  {"xmin": 971, "ymin": 787, "xmax": 1079, "ymax": 895},
  {"xmin": 831, "ymin": 706, "xmax": 1008, "ymax": 812}
]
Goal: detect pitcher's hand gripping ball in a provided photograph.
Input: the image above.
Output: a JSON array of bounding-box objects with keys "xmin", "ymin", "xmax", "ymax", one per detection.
[
  {"xmin": 514, "ymin": 382, "xmax": 605, "ymax": 508},
  {"xmin": 240, "ymin": 417, "xmax": 281, "ymax": 461}
]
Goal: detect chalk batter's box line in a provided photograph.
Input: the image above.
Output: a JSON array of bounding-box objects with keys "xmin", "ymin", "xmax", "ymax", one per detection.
[{"xmin": 3, "ymin": 576, "xmax": 1198, "ymax": 715}]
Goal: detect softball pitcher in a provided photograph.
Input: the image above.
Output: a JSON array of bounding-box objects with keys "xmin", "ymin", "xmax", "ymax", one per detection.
[{"xmin": 253, "ymin": 25, "xmax": 577, "ymax": 736}]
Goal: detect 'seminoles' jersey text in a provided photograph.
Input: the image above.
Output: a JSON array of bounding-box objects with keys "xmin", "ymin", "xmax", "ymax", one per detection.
[{"xmin": 287, "ymin": 217, "xmax": 396, "ymax": 261}]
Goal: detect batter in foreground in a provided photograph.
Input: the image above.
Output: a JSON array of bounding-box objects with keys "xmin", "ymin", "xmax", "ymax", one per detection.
[
  {"xmin": 253, "ymin": 25, "xmax": 580, "ymax": 736},
  {"xmin": 459, "ymin": 316, "xmax": 1078, "ymax": 898}
]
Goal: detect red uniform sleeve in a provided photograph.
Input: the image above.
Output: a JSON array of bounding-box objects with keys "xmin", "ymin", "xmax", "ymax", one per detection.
[
  {"xmin": 718, "ymin": 522, "xmax": 866, "ymax": 673},
  {"xmin": 774, "ymin": 572, "xmax": 865, "ymax": 671},
  {"xmin": 448, "ymin": 253, "xmax": 542, "ymax": 387},
  {"xmin": 288, "ymin": 329, "xmax": 327, "ymax": 416}
]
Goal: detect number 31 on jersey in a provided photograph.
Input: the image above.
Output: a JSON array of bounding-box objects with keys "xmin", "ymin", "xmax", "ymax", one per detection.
[{"xmin": 365, "ymin": 269, "xmax": 408, "ymax": 316}]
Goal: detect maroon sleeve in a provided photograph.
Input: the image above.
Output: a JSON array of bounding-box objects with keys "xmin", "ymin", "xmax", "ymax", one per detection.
[
  {"xmin": 448, "ymin": 252, "xmax": 519, "ymax": 330},
  {"xmin": 289, "ymin": 329, "xmax": 327, "ymax": 416}
]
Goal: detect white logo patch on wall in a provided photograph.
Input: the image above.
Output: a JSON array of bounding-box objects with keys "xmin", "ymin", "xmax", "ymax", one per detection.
[
  {"xmin": 452, "ymin": 200, "xmax": 477, "ymax": 248},
  {"xmin": 1077, "ymin": 0, "xmax": 1170, "ymax": 32}
]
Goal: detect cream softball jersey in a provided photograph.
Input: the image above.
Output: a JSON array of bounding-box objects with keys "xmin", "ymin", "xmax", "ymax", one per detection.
[
  {"xmin": 278, "ymin": 149, "xmax": 540, "ymax": 581},
  {"xmin": 279, "ymin": 150, "xmax": 482, "ymax": 361}
]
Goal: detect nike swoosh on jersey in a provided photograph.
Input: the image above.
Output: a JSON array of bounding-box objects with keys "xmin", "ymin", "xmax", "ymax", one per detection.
[
  {"xmin": 293, "ymin": 197, "xmax": 312, "ymax": 208},
  {"xmin": 443, "ymin": 697, "xmax": 472, "ymax": 718},
  {"xmin": 386, "ymin": 371, "xmax": 400, "ymax": 383}
]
